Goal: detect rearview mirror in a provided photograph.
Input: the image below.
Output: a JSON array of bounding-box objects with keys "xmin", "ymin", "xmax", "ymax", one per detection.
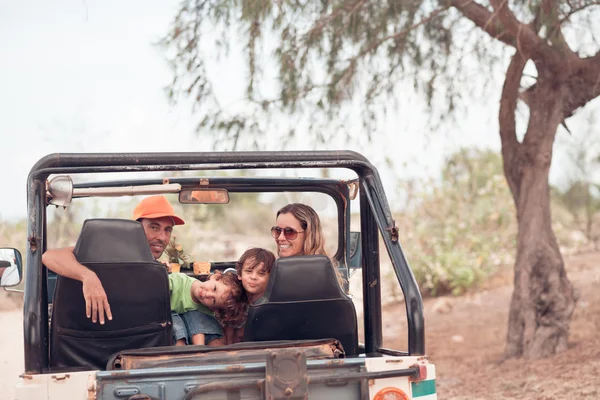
[
  {"xmin": 179, "ymin": 189, "xmax": 230, "ymax": 204},
  {"xmin": 0, "ymin": 248, "xmax": 22, "ymax": 287}
]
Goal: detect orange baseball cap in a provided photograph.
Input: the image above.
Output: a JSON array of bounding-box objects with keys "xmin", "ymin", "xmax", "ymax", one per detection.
[{"xmin": 132, "ymin": 195, "xmax": 185, "ymax": 225}]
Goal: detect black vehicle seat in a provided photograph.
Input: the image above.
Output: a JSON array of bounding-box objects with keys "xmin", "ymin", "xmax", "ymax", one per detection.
[
  {"xmin": 243, "ymin": 255, "xmax": 359, "ymax": 356},
  {"xmin": 49, "ymin": 218, "xmax": 172, "ymax": 370}
]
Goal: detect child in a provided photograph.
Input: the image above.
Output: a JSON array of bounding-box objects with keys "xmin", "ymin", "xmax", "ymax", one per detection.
[
  {"xmin": 169, "ymin": 270, "xmax": 245, "ymax": 346},
  {"xmin": 221, "ymin": 248, "xmax": 276, "ymax": 344}
]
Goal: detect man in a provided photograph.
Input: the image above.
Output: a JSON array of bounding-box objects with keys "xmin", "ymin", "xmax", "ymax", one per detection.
[{"xmin": 43, "ymin": 195, "xmax": 184, "ymax": 325}]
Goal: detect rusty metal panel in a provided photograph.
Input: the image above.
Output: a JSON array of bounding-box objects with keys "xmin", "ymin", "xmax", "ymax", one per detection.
[
  {"xmin": 96, "ymin": 357, "xmax": 366, "ymax": 400},
  {"xmin": 265, "ymin": 350, "xmax": 308, "ymax": 400},
  {"xmin": 109, "ymin": 339, "xmax": 344, "ymax": 371}
]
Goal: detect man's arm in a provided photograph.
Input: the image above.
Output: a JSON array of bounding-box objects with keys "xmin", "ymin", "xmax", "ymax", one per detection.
[{"xmin": 42, "ymin": 247, "xmax": 112, "ymax": 324}]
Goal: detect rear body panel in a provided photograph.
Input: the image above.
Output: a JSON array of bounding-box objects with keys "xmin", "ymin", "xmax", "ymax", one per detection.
[
  {"xmin": 15, "ymin": 371, "xmax": 96, "ymax": 400},
  {"xmin": 15, "ymin": 356, "xmax": 436, "ymax": 400}
]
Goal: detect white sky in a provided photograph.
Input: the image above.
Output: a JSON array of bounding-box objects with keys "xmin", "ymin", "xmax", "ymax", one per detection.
[{"xmin": 1, "ymin": 0, "xmax": 596, "ymax": 222}]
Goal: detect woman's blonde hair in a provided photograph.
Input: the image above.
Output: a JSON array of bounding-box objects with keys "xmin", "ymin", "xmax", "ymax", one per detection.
[
  {"xmin": 276, "ymin": 203, "xmax": 326, "ymax": 257},
  {"xmin": 276, "ymin": 203, "xmax": 346, "ymax": 288}
]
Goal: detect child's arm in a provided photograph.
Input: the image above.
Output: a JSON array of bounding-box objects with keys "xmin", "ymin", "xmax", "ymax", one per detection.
[
  {"xmin": 234, "ymin": 326, "xmax": 245, "ymax": 343},
  {"xmin": 169, "ymin": 273, "xmax": 205, "ymax": 314},
  {"xmin": 223, "ymin": 326, "xmax": 236, "ymax": 345}
]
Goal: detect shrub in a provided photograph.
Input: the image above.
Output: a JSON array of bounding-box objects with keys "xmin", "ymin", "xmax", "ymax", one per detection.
[{"xmin": 393, "ymin": 148, "xmax": 517, "ymax": 297}]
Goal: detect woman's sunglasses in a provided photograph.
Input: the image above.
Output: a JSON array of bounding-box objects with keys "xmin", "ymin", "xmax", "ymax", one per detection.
[{"xmin": 271, "ymin": 226, "xmax": 305, "ymax": 240}]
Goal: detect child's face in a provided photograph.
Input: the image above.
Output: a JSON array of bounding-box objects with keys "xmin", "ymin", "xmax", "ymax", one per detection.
[
  {"xmin": 192, "ymin": 276, "xmax": 231, "ymax": 310},
  {"xmin": 240, "ymin": 258, "xmax": 270, "ymax": 299}
]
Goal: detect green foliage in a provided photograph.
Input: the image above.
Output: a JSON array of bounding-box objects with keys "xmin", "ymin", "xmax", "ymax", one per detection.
[
  {"xmin": 553, "ymin": 110, "xmax": 600, "ymax": 246},
  {"xmin": 553, "ymin": 180, "xmax": 600, "ymax": 245},
  {"xmin": 159, "ymin": 0, "xmax": 503, "ymax": 148},
  {"xmin": 559, "ymin": 181, "xmax": 598, "ymax": 211},
  {"xmin": 396, "ymin": 148, "xmax": 516, "ymax": 296},
  {"xmin": 47, "ymin": 204, "xmax": 84, "ymax": 248},
  {"xmin": 385, "ymin": 145, "xmax": 599, "ymax": 297},
  {"xmin": 164, "ymin": 237, "xmax": 190, "ymax": 264},
  {"xmin": 160, "ymin": 1, "xmax": 600, "ymax": 148}
]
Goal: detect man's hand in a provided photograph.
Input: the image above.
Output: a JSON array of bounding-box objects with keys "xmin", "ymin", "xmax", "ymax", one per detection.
[
  {"xmin": 82, "ymin": 271, "xmax": 112, "ymax": 324},
  {"xmin": 158, "ymin": 260, "xmax": 172, "ymax": 272}
]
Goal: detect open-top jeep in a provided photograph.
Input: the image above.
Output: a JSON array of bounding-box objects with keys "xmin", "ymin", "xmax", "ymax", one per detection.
[{"xmin": 6, "ymin": 151, "xmax": 436, "ymax": 399}]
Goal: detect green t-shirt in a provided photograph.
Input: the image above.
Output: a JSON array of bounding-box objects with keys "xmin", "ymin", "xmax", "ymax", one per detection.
[{"xmin": 168, "ymin": 273, "xmax": 213, "ymax": 316}]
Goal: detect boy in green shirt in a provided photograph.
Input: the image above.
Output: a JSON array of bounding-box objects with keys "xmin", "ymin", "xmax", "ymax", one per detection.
[{"xmin": 168, "ymin": 271, "xmax": 245, "ymax": 346}]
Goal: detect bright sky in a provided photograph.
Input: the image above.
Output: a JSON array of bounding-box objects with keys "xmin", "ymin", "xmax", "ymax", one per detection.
[{"xmin": 1, "ymin": 0, "xmax": 595, "ymax": 222}]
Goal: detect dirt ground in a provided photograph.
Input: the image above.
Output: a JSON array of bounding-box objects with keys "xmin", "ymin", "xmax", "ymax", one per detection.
[
  {"xmin": 0, "ymin": 308, "xmax": 24, "ymax": 400},
  {"xmin": 0, "ymin": 252, "xmax": 598, "ymax": 399},
  {"xmin": 383, "ymin": 251, "xmax": 600, "ymax": 399}
]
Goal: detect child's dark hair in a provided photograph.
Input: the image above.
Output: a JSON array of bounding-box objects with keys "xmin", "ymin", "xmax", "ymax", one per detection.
[
  {"xmin": 236, "ymin": 247, "xmax": 276, "ymax": 276},
  {"xmin": 211, "ymin": 271, "xmax": 247, "ymax": 326}
]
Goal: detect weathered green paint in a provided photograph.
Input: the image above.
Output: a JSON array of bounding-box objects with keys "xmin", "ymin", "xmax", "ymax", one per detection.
[{"xmin": 412, "ymin": 379, "xmax": 436, "ymax": 397}]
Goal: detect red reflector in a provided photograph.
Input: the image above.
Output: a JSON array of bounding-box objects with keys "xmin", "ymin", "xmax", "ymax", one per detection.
[{"xmin": 373, "ymin": 386, "xmax": 410, "ymax": 400}]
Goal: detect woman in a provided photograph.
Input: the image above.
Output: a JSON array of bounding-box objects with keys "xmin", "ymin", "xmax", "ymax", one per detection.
[
  {"xmin": 271, "ymin": 203, "xmax": 344, "ymax": 285},
  {"xmin": 271, "ymin": 203, "xmax": 327, "ymax": 258}
]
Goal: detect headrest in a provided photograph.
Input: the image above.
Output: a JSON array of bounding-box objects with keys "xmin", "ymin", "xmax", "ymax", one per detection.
[
  {"xmin": 73, "ymin": 219, "xmax": 155, "ymax": 263},
  {"xmin": 263, "ymin": 255, "xmax": 345, "ymax": 302}
]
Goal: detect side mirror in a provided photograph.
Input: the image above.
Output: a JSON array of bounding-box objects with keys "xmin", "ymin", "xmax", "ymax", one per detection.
[
  {"xmin": 348, "ymin": 232, "xmax": 362, "ymax": 269},
  {"xmin": 0, "ymin": 248, "xmax": 23, "ymax": 287}
]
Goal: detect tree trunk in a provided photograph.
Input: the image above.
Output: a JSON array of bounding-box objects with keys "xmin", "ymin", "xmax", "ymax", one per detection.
[{"xmin": 503, "ymin": 86, "xmax": 577, "ymax": 359}]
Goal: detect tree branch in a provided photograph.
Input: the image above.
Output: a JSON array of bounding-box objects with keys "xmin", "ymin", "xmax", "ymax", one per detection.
[
  {"xmin": 305, "ymin": 0, "xmax": 368, "ymax": 42},
  {"xmin": 561, "ymin": 49, "xmax": 600, "ymax": 116},
  {"xmin": 541, "ymin": 0, "xmax": 577, "ymax": 57},
  {"xmin": 589, "ymin": 49, "xmax": 600, "ymax": 65},
  {"xmin": 499, "ymin": 50, "xmax": 528, "ymax": 201},
  {"xmin": 332, "ymin": 5, "xmax": 452, "ymax": 92},
  {"xmin": 357, "ymin": 6, "xmax": 450, "ymax": 59},
  {"xmin": 449, "ymin": 0, "xmax": 516, "ymax": 47},
  {"xmin": 559, "ymin": 1, "xmax": 600, "ymax": 25},
  {"xmin": 488, "ymin": 0, "xmax": 552, "ymax": 60}
]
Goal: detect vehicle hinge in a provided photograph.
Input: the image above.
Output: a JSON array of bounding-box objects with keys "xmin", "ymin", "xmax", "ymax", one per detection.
[
  {"xmin": 28, "ymin": 234, "xmax": 40, "ymax": 251},
  {"xmin": 386, "ymin": 220, "xmax": 399, "ymax": 243},
  {"xmin": 51, "ymin": 374, "xmax": 70, "ymax": 382},
  {"xmin": 265, "ymin": 349, "xmax": 309, "ymax": 400},
  {"xmin": 408, "ymin": 364, "xmax": 428, "ymax": 382},
  {"xmin": 344, "ymin": 179, "xmax": 359, "ymax": 200}
]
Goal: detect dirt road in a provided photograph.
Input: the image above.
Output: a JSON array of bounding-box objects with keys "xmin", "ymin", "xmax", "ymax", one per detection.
[
  {"xmin": 0, "ymin": 310, "xmax": 24, "ymax": 400},
  {"xmin": 384, "ymin": 251, "xmax": 600, "ymax": 399}
]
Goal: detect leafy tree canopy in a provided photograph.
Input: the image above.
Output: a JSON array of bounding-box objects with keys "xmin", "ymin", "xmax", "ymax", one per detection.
[{"xmin": 162, "ymin": 0, "xmax": 600, "ymax": 149}]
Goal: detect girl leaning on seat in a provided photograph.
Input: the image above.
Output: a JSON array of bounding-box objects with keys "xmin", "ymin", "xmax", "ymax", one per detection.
[{"xmin": 217, "ymin": 203, "xmax": 343, "ymax": 344}]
